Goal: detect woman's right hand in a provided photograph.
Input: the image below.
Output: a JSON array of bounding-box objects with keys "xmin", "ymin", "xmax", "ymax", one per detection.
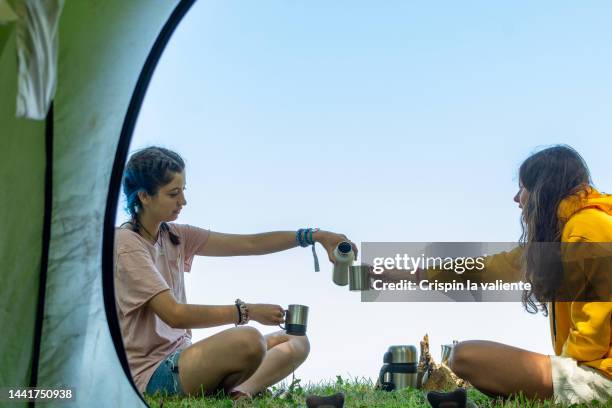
[{"xmin": 247, "ymin": 303, "xmax": 285, "ymax": 325}]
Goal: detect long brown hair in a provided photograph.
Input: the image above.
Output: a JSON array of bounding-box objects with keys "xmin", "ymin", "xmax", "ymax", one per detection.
[{"xmin": 519, "ymin": 145, "xmax": 591, "ymax": 314}]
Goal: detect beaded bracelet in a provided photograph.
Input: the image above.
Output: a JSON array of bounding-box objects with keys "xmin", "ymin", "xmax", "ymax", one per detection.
[
  {"xmin": 235, "ymin": 299, "xmax": 249, "ymax": 326},
  {"xmin": 296, "ymin": 228, "xmax": 307, "ymax": 247}
]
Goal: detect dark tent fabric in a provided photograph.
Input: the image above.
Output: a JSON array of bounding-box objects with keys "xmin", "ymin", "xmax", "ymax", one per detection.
[{"xmin": 1, "ymin": 1, "xmax": 193, "ymax": 406}]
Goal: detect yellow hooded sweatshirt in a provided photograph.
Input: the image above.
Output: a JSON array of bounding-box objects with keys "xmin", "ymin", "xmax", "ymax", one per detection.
[{"xmin": 552, "ymin": 187, "xmax": 612, "ymax": 378}]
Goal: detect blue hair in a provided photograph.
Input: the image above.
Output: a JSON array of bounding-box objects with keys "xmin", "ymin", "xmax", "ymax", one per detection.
[{"xmin": 122, "ymin": 146, "xmax": 185, "ymax": 244}]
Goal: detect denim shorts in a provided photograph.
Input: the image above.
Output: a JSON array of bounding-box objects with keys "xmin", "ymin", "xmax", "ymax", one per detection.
[{"xmin": 146, "ymin": 349, "xmax": 184, "ymax": 396}]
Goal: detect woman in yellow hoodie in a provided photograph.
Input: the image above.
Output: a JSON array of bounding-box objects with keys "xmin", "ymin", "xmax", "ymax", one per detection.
[{"xmin": 447, "ymin": 145, "xmax": 612, "ymax": 405}]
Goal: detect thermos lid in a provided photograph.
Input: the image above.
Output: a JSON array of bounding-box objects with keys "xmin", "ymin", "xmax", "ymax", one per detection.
[
  {"xmin": 338, "ymin": 241, "xmax": 352, "ymax": 254},
  {"xmin": 387, "ymin": 345, "xmax": 417, "ymax": 363}
]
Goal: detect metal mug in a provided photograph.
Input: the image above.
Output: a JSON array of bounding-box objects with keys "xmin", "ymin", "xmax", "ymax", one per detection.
[
  {"xmin": 279, "ymin": 304, "xmax": 308, "ymax": 336},
  {"xmin": 441, "ymin": 340, "xmax": 458, "ymax": 365},
  {"xmin": 349, "ymin": 265, "xmax": 370, "ymax": 291}
]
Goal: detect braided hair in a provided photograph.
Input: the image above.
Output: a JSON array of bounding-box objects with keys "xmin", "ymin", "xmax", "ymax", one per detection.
[{"xmin": 122, "ymin": 146, "xmax": 185, "ymax": 245}]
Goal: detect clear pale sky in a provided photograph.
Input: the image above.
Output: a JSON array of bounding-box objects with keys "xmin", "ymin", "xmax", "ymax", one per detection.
[{"xmin": 121, "ymin": 1, "xmax": 612, "ymax": 384}]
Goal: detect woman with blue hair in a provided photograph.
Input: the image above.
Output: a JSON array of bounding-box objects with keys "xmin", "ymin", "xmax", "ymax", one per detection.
[{"xmin": 114, "ymin": 146, "xmax": 357, "ymax": 400}]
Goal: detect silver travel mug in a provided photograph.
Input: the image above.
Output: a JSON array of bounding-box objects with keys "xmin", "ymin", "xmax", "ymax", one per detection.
[{"xmin": 279, "ymin": 304, "xmax": 309, "ymax": 336}]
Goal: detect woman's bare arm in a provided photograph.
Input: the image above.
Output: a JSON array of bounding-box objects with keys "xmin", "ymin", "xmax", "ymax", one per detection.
[
  {"xmin": 147, "ymin": 290, "xmax": 285, "ymax": 329},
  {"xmin": 199, "ymin": 230, "xmax": 358, "ymax": 261},
  {"xmin": 148, "ymin": 290, "xmax": 238, "ymax": 329},
  {"xmin": 199, "ymin": 231, "xmax": 297, "ymax": 257}
]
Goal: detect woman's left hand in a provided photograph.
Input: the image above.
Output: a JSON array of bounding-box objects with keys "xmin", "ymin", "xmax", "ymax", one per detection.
[{"xmin": 312, "ymin": 230, "xmax": 358, "ymax": 263}]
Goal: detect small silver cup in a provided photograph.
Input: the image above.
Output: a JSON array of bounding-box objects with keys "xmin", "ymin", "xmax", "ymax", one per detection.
[
  {"xmin": 279, "ymin": 304, "xmax": 309, "ymax": 336},
  {"xmin": 349, "ymin": 265, "xmax": 370, "ymax": 291},
  {"xmin": 441, "ymin": 341, "xmax": 458, "ymax": 365}
]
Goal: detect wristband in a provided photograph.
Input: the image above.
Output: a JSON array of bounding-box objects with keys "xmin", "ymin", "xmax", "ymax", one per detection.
[
  {"xmin": 296, "ymin": 227, "xmax": 320, "ymax": 247},
  {"xmin": 296, "ymin": 228, "xmax": 321, "ymax": 272}
]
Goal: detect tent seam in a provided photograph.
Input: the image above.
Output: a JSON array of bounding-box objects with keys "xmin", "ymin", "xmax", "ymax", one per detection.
[{"xmin": 29, "ymin": 102, "xmax": 53, "ymax": 408}]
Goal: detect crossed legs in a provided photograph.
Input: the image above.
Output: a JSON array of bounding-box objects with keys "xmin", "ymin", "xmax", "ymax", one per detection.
[
  {"xmin": 448, "ymin": 340, "xmax": 553, "ymax": 400},
  {"xmin": 230, "ymin": 329, "xmax": 310, "ymax": 396},
  {"xmin": 177, "ymin": 326, "xmax": 310, "ymax": 397}
]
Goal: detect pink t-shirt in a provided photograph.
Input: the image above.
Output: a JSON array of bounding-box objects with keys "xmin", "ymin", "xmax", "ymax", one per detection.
[{"xmin": 114, "ymin": 223, "xmax": 210, "ymax": 393}]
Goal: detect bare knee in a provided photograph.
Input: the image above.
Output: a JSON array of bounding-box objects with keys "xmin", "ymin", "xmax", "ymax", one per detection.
[
  {"xmin": 285, "ymin": 335, "xmax": 310, "ymax": 366},
  {"xmin": 448, "ymin": 341, "xmax": 474, "ymax": 379},
  {"xmin": 292, "ymin": 335, "xmax": 311, "ymax": 360},
  {"xmin": 233, "ymin": 326, "xmax": 266, "ymax": 365}
]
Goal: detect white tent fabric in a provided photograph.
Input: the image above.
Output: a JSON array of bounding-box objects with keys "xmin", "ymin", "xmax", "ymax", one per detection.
[
  {"xmin": 1, "ymin": 1, "xmax": 191, "ymax": 406},
  {"xmin": 15, "ymin": 0, "xmax": 64, "ymax": 119}
]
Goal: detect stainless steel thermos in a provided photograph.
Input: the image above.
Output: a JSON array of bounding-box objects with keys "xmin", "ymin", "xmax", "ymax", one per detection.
[
  {"xmin": 378, "ymin": 345, "xmax": 418, "ymax": 391},
  {"xmin": 332, "ymin": 242, "xmax": 355, "ymax": 286}
]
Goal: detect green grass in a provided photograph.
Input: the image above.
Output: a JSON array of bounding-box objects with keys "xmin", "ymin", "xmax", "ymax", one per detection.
[{"xmin": 144, "ymin": 375, "xmax": 611, "ymax": 408}]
